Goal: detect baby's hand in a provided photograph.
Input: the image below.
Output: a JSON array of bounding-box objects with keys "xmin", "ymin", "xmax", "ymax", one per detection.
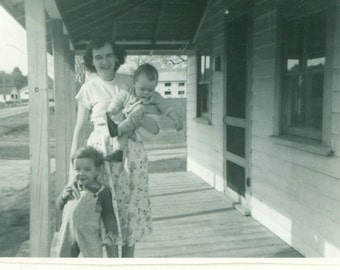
[
  {"xmin": 174, "ymin": 120, "xmax": 183, "ymax": 131},
  {"xmin": 107, "ymin": 100, "xmax": 122, "ymax": 115}
]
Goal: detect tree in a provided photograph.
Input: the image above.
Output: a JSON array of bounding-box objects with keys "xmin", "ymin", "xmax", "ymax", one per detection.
[
  {"xmin": 11, "ymin": 67, "xmax": 27, "ymax": 90},
  {"xmin": 119, "ymin": 55, "xmax": 187, "ymax": 74}
]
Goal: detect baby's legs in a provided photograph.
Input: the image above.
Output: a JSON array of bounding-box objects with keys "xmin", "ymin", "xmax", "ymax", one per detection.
[
  {"xmin": 140, "ymin": 115, "xmax": 160, "ymax": 135},
  {"xmin": 104, "ymin": 135, "xmax": 128, "ymax": 162}
]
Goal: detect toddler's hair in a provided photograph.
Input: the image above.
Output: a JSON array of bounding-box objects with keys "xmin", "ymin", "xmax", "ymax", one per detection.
[
  {"xmin": 133, "ymin": 63, "xmax": 159, "ymax": 82},
  {"xmin": 71, "ymin": 146, "xmax": 104, "ymax": 168}
]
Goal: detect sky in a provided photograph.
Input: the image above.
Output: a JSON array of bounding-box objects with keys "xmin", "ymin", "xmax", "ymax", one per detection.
[
  {"xmin": 0, "ymin": 6, "xmax": 53, "ymax": 77},
  {"xmin": 0, "ymin": 6, "xmax": 28, "ymax": 75}
]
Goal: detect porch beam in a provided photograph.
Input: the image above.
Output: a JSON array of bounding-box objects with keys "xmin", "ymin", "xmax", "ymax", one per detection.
[
  {"xmin": 25, "ymin": 0, "xmax": 51, "ymax": 257},
  {"xmin": 67, "ymin": 0, "xmax": 127, "ymax": 24},
  {"xmin": 191, "ymin": 0, "xmax": 212, "ymax": 45},
  {"xmin": 152, "ymin": 0, "xmax": 167, "ymax": 45},
  {"xmin": 72, "ymin": 0, "xmax": 148, "ymax": 40},
  {"xmin": 64, "ymin": 0, "xmax": 97, "ymax": 15},
  {"xmin": 44, "ymin": 0, "xmax": 62, "ymax": 19}
]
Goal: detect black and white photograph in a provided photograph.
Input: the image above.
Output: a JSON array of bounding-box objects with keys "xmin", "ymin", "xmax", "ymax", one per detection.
[{"xmin": 0, "ymin": 0, "xmax": 340, "ymax": 269}]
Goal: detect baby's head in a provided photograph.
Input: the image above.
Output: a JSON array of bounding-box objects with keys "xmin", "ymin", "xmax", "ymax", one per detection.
[
  {"xmin": 133, "ymin": 63, "xmax": 159, "ymax": 98},
  {"xmin": 71, "ymin": 146, "xmax": 104, "ymax": 187}
]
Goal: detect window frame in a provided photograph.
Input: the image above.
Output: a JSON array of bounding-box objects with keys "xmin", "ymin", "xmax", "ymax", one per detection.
[
  {"xmin": 274, "ymin": 1, "xmax": 334, "ymax": 153},
  {"xmin": 196, "ymin": 50, "xmax": 212, "ymax": 121}
]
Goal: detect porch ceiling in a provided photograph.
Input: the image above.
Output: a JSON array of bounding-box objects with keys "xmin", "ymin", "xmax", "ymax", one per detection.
[{"xmin": 1, "ymin": 0, "xmax": 209, "ymax": 54}]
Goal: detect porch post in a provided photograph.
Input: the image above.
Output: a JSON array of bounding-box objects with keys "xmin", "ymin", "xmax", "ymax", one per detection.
[
  {"xmin": 64, "ymin": 38, "xmax": 76, "ymax": 174},
  {"xmin": 25, "ymin": 0, "xmax": 51, "ymax": 256},
  {"xmin": 52, "ymin": 20, "xmax": 68, "ymax": 229},
  {"xmin": 64, "ymin": 41, "xmax": 76, "ymax": 155}
]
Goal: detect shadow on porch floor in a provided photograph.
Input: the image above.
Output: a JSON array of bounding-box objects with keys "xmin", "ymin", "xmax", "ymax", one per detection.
[{"xmin": 136, "ymin": 172, "xmax": 303, "ymax": 258}]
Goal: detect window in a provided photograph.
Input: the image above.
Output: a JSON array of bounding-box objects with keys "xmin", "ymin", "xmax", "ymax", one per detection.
[
  {"xmin": 178, "ymin": 82, "xmax": 185, "ymax": 86},
  {"xmin": 165, "ymin": 82, "xmax": 171, "ymax": 87},
  {"xmin": 197, "ymin": 51, "xmax": 211, "ymax": 118},
  {"xmin": 164, "ymin": 91, "xmax": 171, "ymax": 95},
  {"xmin": 280, "ymin": 10, "xmax": 326, "ymax": 141},
  {"xmin": 178, "ymin": 90, "xmax": 185, "ymax": 95}
]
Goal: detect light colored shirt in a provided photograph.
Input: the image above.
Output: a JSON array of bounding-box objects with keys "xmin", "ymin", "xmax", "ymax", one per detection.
[{"xmin": 75, "ymin": 74, "xmax": 133, "ymax": 125}]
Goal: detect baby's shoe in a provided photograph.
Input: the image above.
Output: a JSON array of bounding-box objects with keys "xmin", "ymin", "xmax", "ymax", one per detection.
[
  {"xmin": 106, "ymin": 112, "xmax": 119, "ymax": 137},
  {"xmin": 104, "ymin": 150, "xmax": 123, "ymax": 162}
]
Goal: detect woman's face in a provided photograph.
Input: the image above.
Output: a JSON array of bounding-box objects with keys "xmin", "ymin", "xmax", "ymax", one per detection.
[{"xmin": 92, "ymin": 43, "xmax": 117, "ymax": 80}]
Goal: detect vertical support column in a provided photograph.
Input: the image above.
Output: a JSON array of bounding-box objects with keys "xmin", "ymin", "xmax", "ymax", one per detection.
[
  {"xmin": 64, "ymin": 38, "xmax": 77, "ymax": 178},
  {"xmin": 25, "ymin": 0, "xmax": 51, "ymax": 257},
  {"xmin": 52, "ymin": 20, "xmax": 67, "ymax": 229}
]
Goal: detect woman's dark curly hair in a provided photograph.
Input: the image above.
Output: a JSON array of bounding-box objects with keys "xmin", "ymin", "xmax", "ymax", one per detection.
[{"xmin": 83, "ymin": 37, "xmax": 127, "ymax": 73}]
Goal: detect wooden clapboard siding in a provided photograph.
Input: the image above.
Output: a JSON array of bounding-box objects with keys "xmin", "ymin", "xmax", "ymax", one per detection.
[
  {"xmin": 251, "ymin": 154, "xmax": 340, "ymax": 210},
  {"xmin": 186, "ymin": 0, "xmax": 225, "ymax": 190},
  {"xmin": 135, "ymin": 172, "xmax": 302, "ymax": 257},
  {"xmin": 333, "ymin": 69, "xmax": 340, "ymax": 89},
  {"xmin": 332, "ymin": 113, "xmax": 340, "ymax": 134},
  {"xmin": 332, "ymin": 91, "xmax": 340, "ymax": 112},
  {"xmin": 252, "ymin": 135, "xmax": 340, "ymax": 178},
  {"xmin": 251, "ymin": 119, "xmax": 274, "ymax": 137},
  {"xmin": 332, "ymin": 135, "xmax": 340, "ymax": 157},
  {"xmin": 248, "ymin": 0, "xmax": 340, "ymax": 257},
  {"xmin": 25, "ymin": 0, "xmax": 51, "ymax": 257}
]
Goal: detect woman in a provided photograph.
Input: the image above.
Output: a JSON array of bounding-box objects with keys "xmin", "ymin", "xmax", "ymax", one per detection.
[{"xmin": 69, "ymin": 37, "xmax": 152, "ymax": 257}]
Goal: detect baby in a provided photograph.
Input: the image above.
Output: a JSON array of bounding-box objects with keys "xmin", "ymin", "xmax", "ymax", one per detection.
[
  {"xmin": 55, "ymin": 146, "xmax": 116, "ymax": 257},
  {"xmin": 105, "ymin": 63, "xmax": 183, "ymax": 161}
]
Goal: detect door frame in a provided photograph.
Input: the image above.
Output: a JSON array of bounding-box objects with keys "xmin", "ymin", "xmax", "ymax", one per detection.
[{"xmin": 223, "ymin": 7, "xmax": 253, "ymax": 211}]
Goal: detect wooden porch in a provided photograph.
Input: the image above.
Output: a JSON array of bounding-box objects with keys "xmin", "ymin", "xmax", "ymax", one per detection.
[{"xmin": 136, "ymin": 172, "xmax": 302, "ymax": 257}]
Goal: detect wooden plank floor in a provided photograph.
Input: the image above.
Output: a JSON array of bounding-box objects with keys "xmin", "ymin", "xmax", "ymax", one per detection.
[{"xmin": 136, "ymin": 172, "xmax": 303, "ymax": 258}]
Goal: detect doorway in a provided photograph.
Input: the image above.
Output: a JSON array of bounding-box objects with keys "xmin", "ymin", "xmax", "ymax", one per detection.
[{"xmin": 224, "ymin": 15, "xmax": 252, "ymax": 208}]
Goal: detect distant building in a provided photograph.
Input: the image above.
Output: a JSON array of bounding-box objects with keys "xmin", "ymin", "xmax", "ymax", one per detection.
[
  {"xmin": 156, "ymin": 69, "xmax": 186, "ymax": 98},
  {"xmin": 0, "ymin": 86, "xmax": 20, "ymax": 103},
  {"xmin": 18, "ymin": 85, "xmax": 55, "ymax": 101},
  {"xmin": 19, "ymin": 86, "xmax": 29, "ymax": 101}
]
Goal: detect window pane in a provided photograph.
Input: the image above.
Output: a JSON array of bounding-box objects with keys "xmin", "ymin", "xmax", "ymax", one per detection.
[
  {"xmin": 226, "ymin": 125, "xmax": 245, "ymax": 157},
  {"xmin": 281, "ymin": 9, "xmax": 325, "ymax": 140},
  {"xmin": 306, "ymin": 12, "xmax": 326, "ymax": 70},
  {"xmin": 226, "ymin": 160, "xmax": 245, "ymax": 197},
  {"xmin": 304, "ymin": 73, "xmax": 323, "ymax": 130},
  {"xmin": 197, "ymin": 83, "xmax": 208, "ymax": 115},
  {"xmin": 200, "ymin": 55, "xmax": 205, "ymax": 81},
  {"xmin": 285, "ymin": 20, "xmax": 303, "ymax": 72}
]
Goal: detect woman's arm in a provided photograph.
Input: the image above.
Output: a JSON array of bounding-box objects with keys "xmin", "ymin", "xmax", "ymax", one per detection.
[{"xmin": 68, "ymin": 103, "xmax": 90, "ymax": 185}]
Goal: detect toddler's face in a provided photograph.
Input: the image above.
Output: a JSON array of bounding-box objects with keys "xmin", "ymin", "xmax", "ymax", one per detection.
[
  {"xmin": 73, "ymin": 158, "xmax": 99, "ymax": 187},
  {"xmin": 134, "ymin": 75, "xmax": 158, "ymax": 98}
]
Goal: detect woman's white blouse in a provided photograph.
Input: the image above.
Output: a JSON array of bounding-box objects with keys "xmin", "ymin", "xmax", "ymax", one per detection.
[{"xmin": 76, "ymin": 74, "xmax": 133, "ymax": 125}]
